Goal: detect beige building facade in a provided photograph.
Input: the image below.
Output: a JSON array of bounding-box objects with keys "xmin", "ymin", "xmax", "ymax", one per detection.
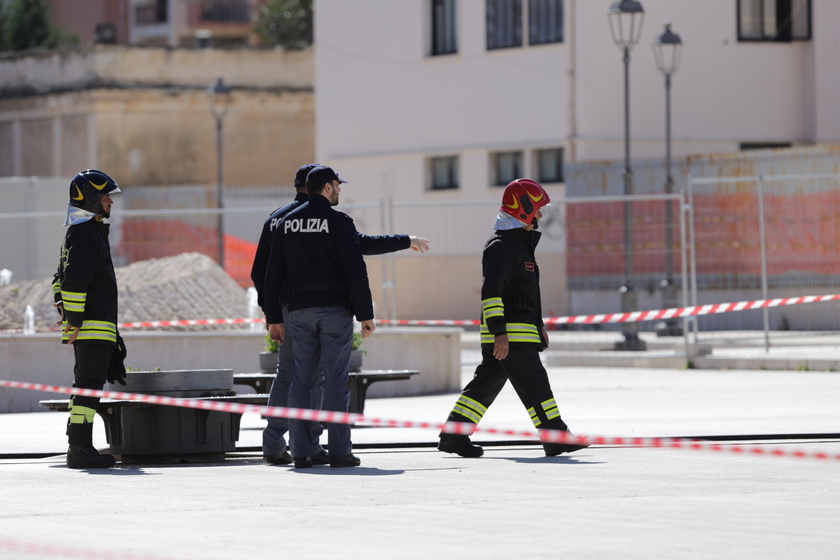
[{"xmin": 0, "ymin": 45, "xmax": 313, "ymax": 188}]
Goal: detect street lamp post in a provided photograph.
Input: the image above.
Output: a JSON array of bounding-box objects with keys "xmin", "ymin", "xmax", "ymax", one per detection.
[
  {"xmin": 608, "ymin": 0, "xmax": 646, "ymax": 351},
  {"xmin": 653, "ymin": 21, "xmax": 683, "ymax": 337},
  {"xmin": 208, "ymin": 75, "xmax": 232, "ymax": 268}
]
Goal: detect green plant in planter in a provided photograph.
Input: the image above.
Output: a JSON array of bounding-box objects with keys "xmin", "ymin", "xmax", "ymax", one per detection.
[
  {"xmin": 264, "ymin": 330, "xmax": 362, "ymax": 353},
  {"xmin": 264, "ymin": 331, "xmax": 279, "ymax": 354}
]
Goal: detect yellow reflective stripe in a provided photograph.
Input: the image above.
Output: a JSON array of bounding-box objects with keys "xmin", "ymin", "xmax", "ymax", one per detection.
[
  {"xmin": 452, "ymin": 405, "xmax": 482, "ymax": 424},
  {"xmin": 61, "ymin": 291, "xmax": 87, "ymax": 312},
  {"xmin": 63, "ymin": 321, "xmax": 117, "ymax": 343},
  {"xmin": 457, "ymin": 395, "xmax": 487, "ymax": 415},
  {"xmin": 74, "ymin": 331, "xmax": 117, "ymax": 343},
  {"xmin": 481, "ymin": 323, "xmax": 542, "ymax": 344},
  {"xmin": 507, "ymin": 323, "xmax": 539, "ymax": 334},
  {"xmin": 507, "ymin": 333, "xmax": 541, "ymax": 343},
  {"xmin": 481, "ymin": 297, "xmax": 503, "ymax": 309},
  {"xmin": 452, "ymin": 395, "xmax": 487, "ymax": 423},
  {"xmin": 528, "ymin": 407, "xmax": 542, "ymax": 427},
  {"xmin": 506, "ymin": 323, "xmax": 541, "ymax": 343},
  {"xmin": 481, "ymin": 297, "xmax": 505, "ymax": 322},
  {"xmin": 542, "ymin": 398, "xmax": 561, "ymax": 420},
  {"xmin": 51, "ymin": 282, "xmax": 61, "ymax": 296},
  {"xmin": 480, "ymin": 324, "xmax": 499, "ymax": 344},
  {"xmin": 82, "ymin": 321, "xmax": 116, "ymax": 332},
  {"xmin": 69, "ymin": 404, "xmax": 96, "ymax": 423}
]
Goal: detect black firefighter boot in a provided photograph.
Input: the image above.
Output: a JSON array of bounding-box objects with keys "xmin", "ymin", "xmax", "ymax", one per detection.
[
  {"xmin": 66, "ymin": 421, "xmax": 116, "ymax": 469},
  {"xmin": 542, "ymin": 418, "xmax": 590, "ymax": 457}
]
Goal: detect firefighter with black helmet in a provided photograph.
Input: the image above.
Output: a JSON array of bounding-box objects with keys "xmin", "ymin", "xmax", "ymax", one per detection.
[
  {"xmin": 438, "ymin": 179, "xmax": 588, "ymax": 458},
  {"xmin": 52, "ymin": 169, "xmax": 127, "ymax": 469}
]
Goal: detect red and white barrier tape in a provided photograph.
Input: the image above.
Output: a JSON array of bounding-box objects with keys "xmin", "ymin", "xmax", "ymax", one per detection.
[
  {"xmin": 2, "ymin": 379, "xmax": 838, "ymax": 462},
  {"xmin": 104, "ymin": 293, "xmax": 840, "ymax": 330},
  {"xmin": 5, "ymin": 294, "xmax": 836, "ymax": 334},
  {"xmin": 0, "ymin": 537, "xmax": 188, "ymax": 560},
  {"xmin": 378, "ymin": 293, "xmax": 840, "ymax": 326}
]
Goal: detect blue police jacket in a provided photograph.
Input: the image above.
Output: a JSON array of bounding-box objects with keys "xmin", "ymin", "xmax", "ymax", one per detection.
[
  {"xmin": 263, "ymin": 194, "xmax": 381, "ymax": 324},
  {"xmin": 253, "ymin": 192, "xmax": 411, "ymax": 313}
]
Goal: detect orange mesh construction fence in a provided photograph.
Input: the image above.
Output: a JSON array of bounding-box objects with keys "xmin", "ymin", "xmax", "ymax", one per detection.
[{"xmin": 118, "ymin": 218, "xmax": 257, "ymax": 288}]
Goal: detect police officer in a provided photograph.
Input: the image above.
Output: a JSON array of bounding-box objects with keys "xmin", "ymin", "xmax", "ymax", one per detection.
[
  {"xmin": 263, "ymin": 166, "xmax": 374, "ymax": 468},
  {"xmin": 252, "ymin": 164, "xmax": 429, "ymax": 465},
  {"xmin": 438, "ymin": 179, "xmax": 588, "ymax": 458},
  {"xmin": 52, "ymin": 169, "xmax": 127, "ymax": 469}
]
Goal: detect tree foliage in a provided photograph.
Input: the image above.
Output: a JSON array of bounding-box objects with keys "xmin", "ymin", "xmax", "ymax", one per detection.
[
  {"xmin": 0, "ymin": 0, "xmax": 76, "ymax": 53},
  {"xmin": 254, "ymin": 0, "xmax": 313, "ymax": 50}
]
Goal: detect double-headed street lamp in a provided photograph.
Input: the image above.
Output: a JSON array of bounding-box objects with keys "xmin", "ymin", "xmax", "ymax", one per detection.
[
  {"xmin": 208, "ymin": 75, "xmax": 232, "ymax": 268},
  {"xmin": 653, "ymin": 21, "xmax": 683, "ymax": 337},
  {"xmin": 608, "ymin": 0, "xmax": 646, "ymax": 351}
]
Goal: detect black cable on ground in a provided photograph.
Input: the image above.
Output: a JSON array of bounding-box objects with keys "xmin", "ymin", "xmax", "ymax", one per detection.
[
  {"xmin": 5, "ymin": 433, "xmax": 839, "ymax": 460},
  {"xmin": 232, "ymin": 432, "xmax": 840, "ymax": 453}
]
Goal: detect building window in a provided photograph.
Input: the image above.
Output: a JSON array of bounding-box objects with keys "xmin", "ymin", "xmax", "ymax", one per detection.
[
  {"xmin": 487, "ymin": 0, "xmax": 522, "ymax": 50},
  {"xmin": 535, "ymin": 148, "xmax": 564, "ymax": 183},
  {"xmin": 432, "ymin": 0, "xmax": 458, "ymax": 55},
  {"xmin": 492, "ymin": 151, "xmax": 523, "ymax": 186},
  {"xmin": 430, "ymin": 156, "xmax": 459, "ymax": 190},
  {"xmin": 738, "ymin": 0, "xmax": 811, "ymax": 41},
  {"xmin": 529, "ymin": 0, "xmax": 563, "ymax": 45}
]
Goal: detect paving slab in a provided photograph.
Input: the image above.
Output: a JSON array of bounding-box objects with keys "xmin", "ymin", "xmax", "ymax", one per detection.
[{"xmin": 2, "ymin": 364, "xmax": 840, "ymax": 560}]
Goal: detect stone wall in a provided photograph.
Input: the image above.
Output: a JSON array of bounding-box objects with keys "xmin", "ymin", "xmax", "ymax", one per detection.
[{"xmin": 0, "ymin": 327, "xmax": 463, "ymax": 414}]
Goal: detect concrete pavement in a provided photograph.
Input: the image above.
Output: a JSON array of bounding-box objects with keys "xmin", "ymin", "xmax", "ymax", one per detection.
[{"xmin": 2, "ymin": 359, "xmax": 840, "ymax": 560}]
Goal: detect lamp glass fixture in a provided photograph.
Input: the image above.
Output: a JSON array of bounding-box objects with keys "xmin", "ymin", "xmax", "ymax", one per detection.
[
  {"xmin": 608, "ymin": 0, "xmax": 645, "ymax": 50},
  {"xmin": 208, "ymin": 75, "xmax": 232, "ymax": 119},
  {"xmin": 653, "ymin": 21, "xmax": 683, "ymax": 76}
]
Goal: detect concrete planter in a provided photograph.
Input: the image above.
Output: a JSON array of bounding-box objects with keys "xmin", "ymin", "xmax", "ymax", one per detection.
[
  {"xmin": 114, "ymin": 369, "xmax": 234, "ymax": 397},
  {"xmin": 106, "ymin": 369, "xmax": 237, "ymax": 463},
  {"xmin": 259, "ymin": 352, "xmax": 278, "ymax": 373},
  {"xmin": 349, "ymin": 349, "xmax": 364, "ymax": 372}
]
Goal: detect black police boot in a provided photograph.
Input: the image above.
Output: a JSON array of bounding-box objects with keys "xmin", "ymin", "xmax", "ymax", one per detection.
[
  {"xmin": 67, "ymin": 422, "xmax": 116, "ymax": 469},
  {"xmin": 438, "ymin": 436, "xmax": 484, "ymax": 458}
]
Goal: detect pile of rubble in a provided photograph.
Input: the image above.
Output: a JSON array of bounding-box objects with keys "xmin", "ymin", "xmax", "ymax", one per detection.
[{"xmin": 0, "ymin": 253, "xmax": 251, "ymax": 332}]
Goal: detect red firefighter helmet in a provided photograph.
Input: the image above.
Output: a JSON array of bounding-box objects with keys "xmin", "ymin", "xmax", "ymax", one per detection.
[{"xmin": 500, "ymin": 179, "xmax": 550, "ymax": 224}]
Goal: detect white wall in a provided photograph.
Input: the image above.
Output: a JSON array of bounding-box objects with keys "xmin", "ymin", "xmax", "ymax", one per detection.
[
  {"xmin": 810, "ymin": 0, "xmax": 840, "ymax": 144},
  {"xmin": 316, "ymin": 0, "xmax": 838, "ymax": 189}
]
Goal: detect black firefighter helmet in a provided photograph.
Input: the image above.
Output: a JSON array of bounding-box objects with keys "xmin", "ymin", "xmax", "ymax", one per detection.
[{"xmin": 69, "ymin": 169, "xmax": 120, "ymax": 215}]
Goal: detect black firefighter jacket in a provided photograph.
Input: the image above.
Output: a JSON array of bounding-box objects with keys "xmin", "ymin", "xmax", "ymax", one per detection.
[
  {"xmin": 479, "ymin": 227, "xmax": 546, "ymax": 346},
  {"xmin": 52, "ymin": 218, "xmax": 118, "ymax": 346}
]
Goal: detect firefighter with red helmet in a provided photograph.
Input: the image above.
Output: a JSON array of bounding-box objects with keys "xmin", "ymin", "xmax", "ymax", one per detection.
[
  {"xmin": 438, "ymin": 179, "xmax": 588, "ymax": 458},
  {"xmin": 52, "ymin": 169, "xmax": 126, "ymax": 469}
]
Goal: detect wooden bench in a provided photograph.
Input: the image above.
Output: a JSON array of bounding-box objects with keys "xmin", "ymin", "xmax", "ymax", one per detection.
[{"xmin": 233, "ymin": 369, "xmax": 420, "ymax": 414}]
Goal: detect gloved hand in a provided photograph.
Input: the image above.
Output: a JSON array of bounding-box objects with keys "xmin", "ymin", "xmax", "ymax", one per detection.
[{"xmin": 107, "ymin": 334, "xmax": 128, "ymax": 386}]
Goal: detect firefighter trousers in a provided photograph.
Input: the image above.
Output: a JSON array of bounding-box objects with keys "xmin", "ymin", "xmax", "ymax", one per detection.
[{"xmin": 440, "ymin": 343, "xmax": 568, "ymax": 441}]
